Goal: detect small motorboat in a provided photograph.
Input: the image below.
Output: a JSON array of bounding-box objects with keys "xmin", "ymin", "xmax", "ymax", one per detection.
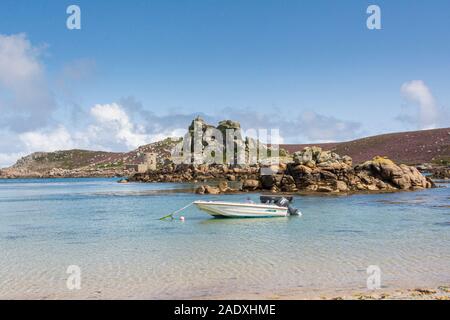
[{"xmin": 193, "ymin": 196, "xmax": 301, "ymax": 218}]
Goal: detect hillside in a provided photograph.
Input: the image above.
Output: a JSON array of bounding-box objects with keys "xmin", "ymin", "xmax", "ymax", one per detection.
[
  {"xmin": 281, "ymin": 128, "xmax": 450, "ymax": 165},
  {"xmin": 0, "ymin": 138, "xmax": 181, "ymax": 178},
  {"xmin": 11, "ymin": 150, "xmax": 123, "ymax": 172}
]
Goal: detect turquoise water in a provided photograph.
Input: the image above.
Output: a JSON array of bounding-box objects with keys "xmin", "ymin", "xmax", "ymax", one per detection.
[{"xmin": 0, "ymin": 178, "xmax": 449, "ymax": 299}]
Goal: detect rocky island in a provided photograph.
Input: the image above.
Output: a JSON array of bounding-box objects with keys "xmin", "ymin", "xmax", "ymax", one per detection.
[
  {"xmin": 129, "ymin": 118, "xmax": 437, "ymax": 194},
  {"xmin": 131, "ymin": 147, "xmax": 434, "ymax": 194},
  {"xmin": 0, "ymin": 117, "xmax": 447, "ymax": 196}
]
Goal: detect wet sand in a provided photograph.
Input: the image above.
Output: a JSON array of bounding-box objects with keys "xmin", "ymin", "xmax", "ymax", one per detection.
[{"xmin": 201, "ymin": 285, "xmax": 450, "ymax": 300}]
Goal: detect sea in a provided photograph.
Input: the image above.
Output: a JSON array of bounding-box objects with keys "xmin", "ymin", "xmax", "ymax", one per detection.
[{"xmin": 0, "ymin": 178, "xmax": 449, "ymax": 299}]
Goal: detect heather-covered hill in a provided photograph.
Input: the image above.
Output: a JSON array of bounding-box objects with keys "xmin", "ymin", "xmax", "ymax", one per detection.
[{"xmin": 281, "ymin": 128, "xmax": 450, "ymax": 165}]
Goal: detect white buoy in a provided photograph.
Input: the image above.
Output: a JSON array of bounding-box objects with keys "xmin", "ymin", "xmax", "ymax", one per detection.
[{"xmin": 180, "ymin": 216, "xmax": 185, "ymax": 221}]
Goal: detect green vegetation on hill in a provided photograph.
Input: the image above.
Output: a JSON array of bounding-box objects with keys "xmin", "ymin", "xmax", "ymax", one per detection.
[
  {"xmin": 6, "ymin": 138, "xmax": 183, "ymax": 173},
  {"xmin": 12, "ymin": 149, "xmax": 121, "ymax": 171}
]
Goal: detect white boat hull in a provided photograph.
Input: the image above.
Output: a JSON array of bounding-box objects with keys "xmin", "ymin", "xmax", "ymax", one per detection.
[{"xmin": 193, "ymin": 200, "xmax": 289, "ymax": 218}]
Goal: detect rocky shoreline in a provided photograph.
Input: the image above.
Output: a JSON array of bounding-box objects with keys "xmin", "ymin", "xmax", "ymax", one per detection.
[
  {"xmin": 429, "ymin": 166, "xmax": 450, "ymax": 179},
  {"xmin": 130, "ymin": 147, "xmax": 436, "ymax": 195},
  {"xmin": 0, "ymin": 167, "xmax": 128, "ymax": 179},
  {"xmin": 0, "ymin": 147, "xmax": 440, "ymax": 198}
]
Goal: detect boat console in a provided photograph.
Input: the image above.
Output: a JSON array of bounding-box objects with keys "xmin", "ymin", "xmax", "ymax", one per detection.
[{"xmin": 260, "ymin": 196, "xmax": 300, "ymax": 216}]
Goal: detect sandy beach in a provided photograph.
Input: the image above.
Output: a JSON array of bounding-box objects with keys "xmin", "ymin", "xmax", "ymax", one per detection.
[{"xmin": 203, "ymin": 285, "xmax": 450, "ymax": 300}]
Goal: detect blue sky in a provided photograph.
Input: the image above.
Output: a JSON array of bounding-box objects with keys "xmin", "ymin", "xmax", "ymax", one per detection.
[{"xmin": 0, "ymin": 0, "xmax": 449, "ymax": 166}]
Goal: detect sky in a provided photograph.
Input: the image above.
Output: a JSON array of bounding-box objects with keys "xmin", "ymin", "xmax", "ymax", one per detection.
[{"xmin": 0, "ymin": 0, "xmax": 449, "ymax": 167}]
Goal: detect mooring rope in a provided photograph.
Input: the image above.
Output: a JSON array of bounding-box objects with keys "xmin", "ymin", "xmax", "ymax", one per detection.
[{"xmin": 159, "ymin": 202, "xmax": 194, "ymax": 220}]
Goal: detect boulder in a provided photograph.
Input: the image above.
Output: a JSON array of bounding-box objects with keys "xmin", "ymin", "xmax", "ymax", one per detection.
[
  {"xmin": 425, "ymin": 177, "xmax": 435, "ymax": 188},
  {"xmin": 271, "ymin": 185, "xmax": 280, "ymax": 193},
  {"xmin": 352, "ymin": 156, "xmax": 433, "ymax": 191},
  {"xmin": 242, "ymin": 179, "xmax": 260, "ymax": 191},
  {"xmin": 335, "ymin": 181, "xmax": 348, "ymax": 192},
  {"xmin": 280, "ymin": 175, "xmax": 298, "ymax": 192},
  {"xmin": 342, "ymin": 155, "xmax": 353, "ymax": 167},
  {"xmin": 430, "ymin": 167, "xmax": 450, "ymax": 179},
  {"xmin": 320, "ymin": 170, "xmax": 338, "ymax": 181},
  {"xmin": 218, "ymin": 181, "xmax": 229, "ymax": 192},
  {"xmin": 217, "ymin": 119, "xmax": 241, "ymax": 133},
  {"xmin": 204, "ymin": 185, "xmax": 221, "ymax": 195},
  {"xmin": 372, "ymin": 156, "xmax": 396, "ymax": 166},
  {"xmin": 317, "ymin": 150, "xmax": 333, "ymax": 163},
  {"xmin": 292, "ymin": 164, "xmax": 313, "ymax": 174},
  {"xmin": 376, "ymin": 180, "xmax": 388, "ymax": 190},
  {"xmin": 281, "ymin": 175, "xmax": 295, "ymax": 185},
  {"xmin": 305, "ymin": 161, "xmax": 316, "ymax": 168},
  {"xmin": 357, "ymin": 172, "xmax": 374, "ymax": 185},
  {"xmin": 356, "ymin": 183, "xmax": 367, "ymax": 190},
  {"xmin": 293, "ymin": 150, "xmax": 310, "ymax": 165},
  {"xmin": 317, "ymin": 186, "xmax": 334, "ymax": 193},
  {"xmin": 195, "ymin": 185, "xmax": 206, "ymax": 194},
  {"xmin": 260, "ymin": 175, "xmax": 276, "ymax": 189},
  {"xmin": 399, "ymin": 164, "xmax": 428, "ymax": 188},
  {"xmin": 305, "ymin": 184, "xmax": 318, "ymax": 191},
  {"xmin": 278, "ymin": 162, "xmax": 287, "ymax": 171},
  {"xmin": 293, "ymin": 147, "xmax": 351, "ymax": 170},
  {"xmin": 379, "ymin": 163, "xmax": 404, "ymax": 181}
]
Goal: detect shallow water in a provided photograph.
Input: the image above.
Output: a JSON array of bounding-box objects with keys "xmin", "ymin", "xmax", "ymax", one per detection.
[{"xmin": 0, "ymin": 178, "xmax": 449, "ymax": 299}]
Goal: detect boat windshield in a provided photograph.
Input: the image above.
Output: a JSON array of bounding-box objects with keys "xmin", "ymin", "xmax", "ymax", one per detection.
[{"xmin": 260, "ymin": 196, "xmax": 293, "ymax": 204}]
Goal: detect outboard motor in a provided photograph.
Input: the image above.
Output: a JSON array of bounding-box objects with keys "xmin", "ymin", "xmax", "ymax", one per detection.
[
  {"xmin": 275, "ymin": 197, "xmax": 300, "ymax": 216},
  {"xmin": 287, "ymin": 205, "xmax": 299, "ymax": 216},
  {"xmin": 275, "ymin": 197, "xmax": 290, "ymax": 208}
]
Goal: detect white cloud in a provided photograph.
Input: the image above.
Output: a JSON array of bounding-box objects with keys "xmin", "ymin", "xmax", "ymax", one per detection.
[
  {"xmin": 218, "ymin": 108, "xmax": 362, "ymax": 143},
  {"xmin": 0, "ymin": 152, "xmax": 26, "ymax": 169},
  {"xmin": 0, "ymin": 103, "xmax": 167, "ymax": 168},
  {"xmin": 91, "ymin": 103, "xmax": 130, "ymax": 127},
  {"xmin": 0, "ymin": 33, "xmax": 42, "ymax": 86},
  {"xmin": 88, "ymin": 103, "xmax": 156, "ymax": 149},
  {"xmin": 296, "ymin": 111, "xmax": 362, "ymax": 142},
  {"xmin": 400, "ymin": 80, "xmax": 439, "ymax": 130},
  {"xmin": 19, "ymin": 126, "xmax": 75, "ymax": 152},
  {"xmin": 0, "ymin": 33, "xmax": 56, "ymax": 132}
]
